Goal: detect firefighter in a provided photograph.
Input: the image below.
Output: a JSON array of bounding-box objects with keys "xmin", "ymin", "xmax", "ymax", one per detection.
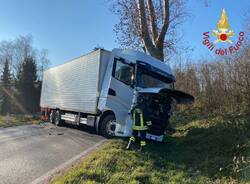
[{"xmin": 126, "ymin": 94, "xmax": 151, "ymax": 151}]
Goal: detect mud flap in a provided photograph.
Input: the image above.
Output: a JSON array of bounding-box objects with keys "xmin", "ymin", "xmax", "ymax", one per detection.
[{"xmin": 114, "ymin": 114, "xmax": 133, "ymax": 137}]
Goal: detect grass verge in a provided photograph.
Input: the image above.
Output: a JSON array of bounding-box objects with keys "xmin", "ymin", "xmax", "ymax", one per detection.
[
  {"xmin": 50, "ymin": 113, "xmax": 250, "ymax": 184},
  {"xmin": 0, "ymin": 114, "xmax": 41, "ymax": 128}
]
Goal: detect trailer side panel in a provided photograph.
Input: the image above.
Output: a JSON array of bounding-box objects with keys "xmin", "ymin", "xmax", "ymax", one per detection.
[{"xmin": 40, "ymin": 50, "xmax": 110, "ymax": 114}]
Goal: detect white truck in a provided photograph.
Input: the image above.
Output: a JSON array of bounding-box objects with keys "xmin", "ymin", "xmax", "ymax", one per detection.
[{"xmin": 40, "ymin": 48, "xmax": 193, "ymax": 141}]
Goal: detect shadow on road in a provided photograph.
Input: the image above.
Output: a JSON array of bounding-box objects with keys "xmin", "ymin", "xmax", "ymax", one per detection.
[{"xmin": 57, "ymin": 122, "xmax": 97, "ymax": 135}]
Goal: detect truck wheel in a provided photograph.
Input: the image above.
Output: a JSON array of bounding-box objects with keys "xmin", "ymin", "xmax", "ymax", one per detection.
[
  {"xmin": 55, "ymin": 110, "xmax": 62, "ymax": 126},
  {"xmin": 100, "ymin": 114, "xmax": 116, "ymax": 138},
  {"xmin": 49, "ymin": 111, "xmax": 55, "ymax": 124}
]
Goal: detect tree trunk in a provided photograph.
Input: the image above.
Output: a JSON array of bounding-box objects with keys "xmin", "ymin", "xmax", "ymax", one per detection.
[
  {"xmin": 147, "ymin": 47, "xmax": 164, "ymax": 61},
  {"xmin": 146, "ymin": 41, "xmax": 164, "ymax": 61},
  {"xmin": 137, "ymin": 0, "xmax": 169, "ymax": 62}
]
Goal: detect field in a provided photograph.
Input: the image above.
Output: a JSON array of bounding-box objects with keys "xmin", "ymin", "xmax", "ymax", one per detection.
[{"xmin": 51, "ymin": 113, "xmax": 250, "ymax": 184}]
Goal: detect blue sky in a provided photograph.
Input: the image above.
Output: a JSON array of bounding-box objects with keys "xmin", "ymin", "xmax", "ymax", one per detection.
[{"xmin": 0, "ymin": 0, "xmax": 249, "ymax": 66}]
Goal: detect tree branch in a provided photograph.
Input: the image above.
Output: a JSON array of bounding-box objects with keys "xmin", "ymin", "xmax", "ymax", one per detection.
[
  {"xmin": 156, "ymin": 0, "xmax": 169, "ymax": 48},
  {"xmin": 146, "ymin": 0, "xmax": 158, "ymax": 43},
  {"xmin": 137, "ymin": 0, "xmax": 154, "ymax": 50}
]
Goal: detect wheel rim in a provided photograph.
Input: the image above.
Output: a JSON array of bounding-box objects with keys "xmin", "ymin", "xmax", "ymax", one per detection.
[
  {"xmin": 55, "ymin": 116, "xmax": 59, "ymax": 125},
  {"xmin": 50, "ymin": 113, "xmax": 54, "ymax": 123},
  {"xmin": 55, "ymin": 112, "xmax": 60, "ymax": 125},
  {"xmin": 106, "ymin": 120, "xmax": 116, "ymax": 136}
]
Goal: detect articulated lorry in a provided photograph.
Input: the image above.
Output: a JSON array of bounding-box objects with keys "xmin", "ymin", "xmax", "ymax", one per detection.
[{"xmin": 40, "ymin": 49, "xmax": 194, "ymax": 141}]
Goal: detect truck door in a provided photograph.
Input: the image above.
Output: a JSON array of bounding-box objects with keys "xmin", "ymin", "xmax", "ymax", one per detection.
[{"xmin": 106, "ymin": 57, "xmax": 135, "ymax": 135}]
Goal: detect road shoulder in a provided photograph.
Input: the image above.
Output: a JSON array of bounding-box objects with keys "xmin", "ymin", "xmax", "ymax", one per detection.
[{"xmin": 32, "ymin": 139, "xmax": 106, "ymax": 184}]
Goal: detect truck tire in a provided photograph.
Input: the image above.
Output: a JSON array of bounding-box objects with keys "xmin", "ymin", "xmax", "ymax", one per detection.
[
  {"xmin": 49, "ymin": 111, "xmax": 55, "ymax": 124},
  {"xmin": 100, "ymin": 114, "xmax": 116, "ymax": 138},
  {"xmin": 54, "ymin": 110, "xmax": 62, "ymax": 126}
]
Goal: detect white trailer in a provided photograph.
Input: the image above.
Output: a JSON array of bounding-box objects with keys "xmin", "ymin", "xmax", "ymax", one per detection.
[
  {"xmin": 41, "ymin": 49, "xmax": 111, "ymax": 114},
  {"xmin": 40, "ymin": 48, "xmax": 194, "ymax": 141}
]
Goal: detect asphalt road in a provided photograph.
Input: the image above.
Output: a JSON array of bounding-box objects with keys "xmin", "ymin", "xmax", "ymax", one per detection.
[{"xmin": 0, "ymin": 123, "xmax": 104, "ymax": 184}]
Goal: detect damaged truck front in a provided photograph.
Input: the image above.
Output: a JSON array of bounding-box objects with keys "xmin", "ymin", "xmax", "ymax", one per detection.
[
  {"xmin": 103, "ymin": 49, "xmax": 194, "ymax": 141},
  {"xmin": 40, "ymin": 48, "xmax": 194, "ymax": 142}
]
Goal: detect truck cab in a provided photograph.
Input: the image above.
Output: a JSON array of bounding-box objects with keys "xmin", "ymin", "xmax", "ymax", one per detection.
[{"xmin": 97, "ymin": 49, "xmax": 194, "ymax": 141}]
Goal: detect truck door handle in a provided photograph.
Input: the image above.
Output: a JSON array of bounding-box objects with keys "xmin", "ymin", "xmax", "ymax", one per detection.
[{"xmin": 108, "ymin": 88, "xmax": 116, "ymax": 96}]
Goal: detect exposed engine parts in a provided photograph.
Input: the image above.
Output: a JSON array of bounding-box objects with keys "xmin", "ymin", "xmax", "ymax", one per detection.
[{"xmin": 138, "ymin": 93, "xmax": 174, "ymax": 136}]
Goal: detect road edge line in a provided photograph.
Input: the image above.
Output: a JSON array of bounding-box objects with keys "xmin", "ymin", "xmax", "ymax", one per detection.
[{"xmin": 31, "ymin": 139, "xmax": 106, "ymax": 184}]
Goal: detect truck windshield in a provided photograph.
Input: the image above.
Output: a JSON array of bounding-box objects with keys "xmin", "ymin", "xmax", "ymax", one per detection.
[{"xmin": 136, "ymin": 63, "xmax": 173, "ymax": 88}]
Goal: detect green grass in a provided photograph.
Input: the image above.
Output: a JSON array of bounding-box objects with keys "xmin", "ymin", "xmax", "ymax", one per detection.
[
  {"xmin": 0, "ymin": 115, "xmax": 41, "ymax": 128},
  {"xmin": 50, "ymin": 113, "xmax": 250, "ymax": 184}
]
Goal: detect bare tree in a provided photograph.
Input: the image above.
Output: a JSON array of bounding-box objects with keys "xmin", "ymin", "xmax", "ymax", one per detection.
[
  {"xmin": 173, "ymin": 44, "xmax": 250, "ymax": 115},
  {"xmin": 37, "ymin": 49, "xmax": 50, "ymax": 80},
  {"xmin": 0, "ymin": 35, "xmax": 50, "ymax": 79},
  {"xmin": 111, "ymin": 0, "xmax": 186, "ymax": 61}
]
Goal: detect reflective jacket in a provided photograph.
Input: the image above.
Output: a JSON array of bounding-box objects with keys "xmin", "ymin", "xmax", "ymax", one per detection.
[{"xmin": 132, "ymin": 106, "xmax": 148, "ymax": 131}]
